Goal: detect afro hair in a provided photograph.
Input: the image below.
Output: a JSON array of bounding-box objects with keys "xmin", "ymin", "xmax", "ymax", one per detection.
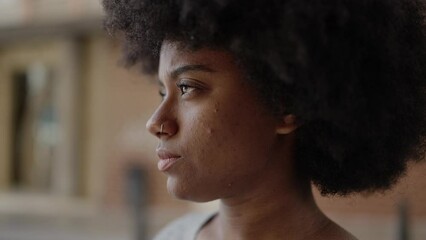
[{"xmin": 103, "ymin": 0, "xmax": 426, "ymax": 195}]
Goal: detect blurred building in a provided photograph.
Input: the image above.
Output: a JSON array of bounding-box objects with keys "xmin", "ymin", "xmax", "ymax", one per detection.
[
  {"xmin": 0, "ymin": 1, "xmax": 189, "ymax": 239},
  {"xmin": 0, "ymin": 1, "xmax": 425, "ymax": 240}
]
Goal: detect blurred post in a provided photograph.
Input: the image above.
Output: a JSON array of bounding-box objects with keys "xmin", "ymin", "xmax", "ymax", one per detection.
[
  {"xmin": 126, "ymin": 165, "xmax": 148, "ymax": 240},
  {"xmin": 397, "ymin": 199, "xmax": 410, "ymax": 240}
]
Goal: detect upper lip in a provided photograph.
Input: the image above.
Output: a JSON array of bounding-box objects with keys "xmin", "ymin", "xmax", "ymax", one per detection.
[{"xmin": 156, "ymin": 149, "xmax": 181, "ymax": 160}]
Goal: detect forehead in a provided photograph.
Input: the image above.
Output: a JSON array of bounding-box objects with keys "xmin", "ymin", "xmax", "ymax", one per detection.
[{"xmin": 158, "ymin": 41, "xmax": 240, "ymax": 77}]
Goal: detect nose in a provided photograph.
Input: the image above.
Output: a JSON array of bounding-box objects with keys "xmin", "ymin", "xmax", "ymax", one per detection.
[{"xmin": 146, "ymin": 104, "xmax": 178, "ymax": 139}]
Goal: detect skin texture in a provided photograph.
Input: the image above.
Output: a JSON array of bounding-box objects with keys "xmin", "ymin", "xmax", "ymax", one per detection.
[
  {"xmin": 146, "ymin": 41, "xmax": 358, "ymax": 240},
  {"xmin": 104, "ymin": 0, "xmax": 426, "ymax": 196}
]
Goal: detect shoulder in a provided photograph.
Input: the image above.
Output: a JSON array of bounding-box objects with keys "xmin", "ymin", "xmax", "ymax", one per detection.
[
  {"xmin": 315, "ymin": 220, "xmax": 359, "ymax": 240},
  {"xmin": 152, "ymin": 212, "xmax": 216, "ymax": 240}
]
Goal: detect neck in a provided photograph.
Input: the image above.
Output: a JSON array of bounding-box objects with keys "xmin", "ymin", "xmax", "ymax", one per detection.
[
  {"xmin": 215, "ymin": 181, "xmax": 328, "ymax": 240},
  {"xmin": 211, "ymin": 135, "xmax": 330, "ymax": 240}
]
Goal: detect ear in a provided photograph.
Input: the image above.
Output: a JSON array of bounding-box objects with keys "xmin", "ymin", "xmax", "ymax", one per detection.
[{"xmin": 276, "ymin": 114, "xmax": 299, "ymax": 134}]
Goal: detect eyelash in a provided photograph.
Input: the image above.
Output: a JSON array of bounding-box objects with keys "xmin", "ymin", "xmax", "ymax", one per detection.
[
  {"xmin": 176, "ymin": 82, "xmax": 194, "ymax": 96},
  {"xmin": 158, "ymin": 81, "xmax": 197, "ymax": 99}
]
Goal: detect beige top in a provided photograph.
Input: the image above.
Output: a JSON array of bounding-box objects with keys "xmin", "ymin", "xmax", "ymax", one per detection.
[{"xmin": 152, "ymin": 212, "xmax": 216, "ymax": 240}]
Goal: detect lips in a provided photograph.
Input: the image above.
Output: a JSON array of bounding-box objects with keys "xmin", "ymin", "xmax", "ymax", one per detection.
[{"xmin": 156, "ymin": 149, "xmax": 182, "ymax": 171}]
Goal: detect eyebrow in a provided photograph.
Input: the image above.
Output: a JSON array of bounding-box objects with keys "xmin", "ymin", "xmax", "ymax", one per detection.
[
  {"xmin": 170, "ymin": 64, "xmax": 215, "ymax": 79},
  {"xmin": 157, "ymin": 64, "xmax": 215, "ymax": 86}
]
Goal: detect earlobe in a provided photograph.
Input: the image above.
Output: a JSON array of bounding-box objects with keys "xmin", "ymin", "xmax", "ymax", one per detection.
[{"xmin": 276, "ymin": 114, "xmax": 299, "ymax": 134}]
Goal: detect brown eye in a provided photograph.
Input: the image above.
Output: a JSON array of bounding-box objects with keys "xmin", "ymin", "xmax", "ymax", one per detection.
[
  {"xmin": 176, "ymin": 83, "xmax": 195, "ymax": 95},
  {"xmin": 179, "ymin": 85, "xmax": 189, "ymax": 95}
]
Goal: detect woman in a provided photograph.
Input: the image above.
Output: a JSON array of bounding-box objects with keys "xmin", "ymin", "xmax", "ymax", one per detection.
[{"xmin": 102, "ymin": 0, "xmax": 426, "ymax": 239}]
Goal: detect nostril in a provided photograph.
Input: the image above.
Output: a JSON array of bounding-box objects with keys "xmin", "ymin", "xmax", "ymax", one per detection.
[
  {"xmin": 160, "ymin": 123, "xmax": 164, "ymax": 135},
  {"xmin": 152, "ymin": 121, "xmax": 178, "ymax": 138},
  {"xmin": 156, "ymin": 127, "xmax": 164, "ymax": 138},
  {"xmin": 156, "ymin": 123, "xmax": 168, "ymax": 138}
]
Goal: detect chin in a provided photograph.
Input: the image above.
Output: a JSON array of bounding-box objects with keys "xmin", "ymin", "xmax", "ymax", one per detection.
[{"xmin": 166, "ymin": 177, "xmax": 217, "ymax": 203}]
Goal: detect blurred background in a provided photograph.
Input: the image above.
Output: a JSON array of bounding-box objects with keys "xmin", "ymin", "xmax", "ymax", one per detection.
[{"xmin": 0, "ymin": 0, "xmax": 425, "ymax": 239}]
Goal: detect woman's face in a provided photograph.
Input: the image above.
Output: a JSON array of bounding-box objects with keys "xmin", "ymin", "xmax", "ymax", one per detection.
[{"xmin": 146, "ymin": 41, "xmax": 283, "ymax": 202}]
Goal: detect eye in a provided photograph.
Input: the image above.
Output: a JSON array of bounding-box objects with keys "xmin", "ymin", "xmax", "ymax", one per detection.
[
  {"xmin": 159, "ymin": 89, "xmax": 166, "ymax": 100},
  {"xmin": 176, "ymin": 82, "xmax": 195, "ymax": 96}
]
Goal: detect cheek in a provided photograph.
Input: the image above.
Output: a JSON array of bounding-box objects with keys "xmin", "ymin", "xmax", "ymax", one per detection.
[
  {"xmin": 169, "ymin": 99, "xmax": 275, "ymax": 201},
  {"xmin": 195, "ymin": 100, "xmax": 273, "ymax": 173}
]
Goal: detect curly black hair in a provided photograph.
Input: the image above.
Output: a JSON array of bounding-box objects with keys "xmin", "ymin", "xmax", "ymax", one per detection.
[{"xmin": 103, "ymin": 0, "xmax": 426, "ymax": 195}]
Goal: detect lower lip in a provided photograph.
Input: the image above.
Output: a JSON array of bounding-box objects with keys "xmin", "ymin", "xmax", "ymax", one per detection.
[{"xmin": 158, "ymin": 157, "xmax": 181, "ymax": 171}]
